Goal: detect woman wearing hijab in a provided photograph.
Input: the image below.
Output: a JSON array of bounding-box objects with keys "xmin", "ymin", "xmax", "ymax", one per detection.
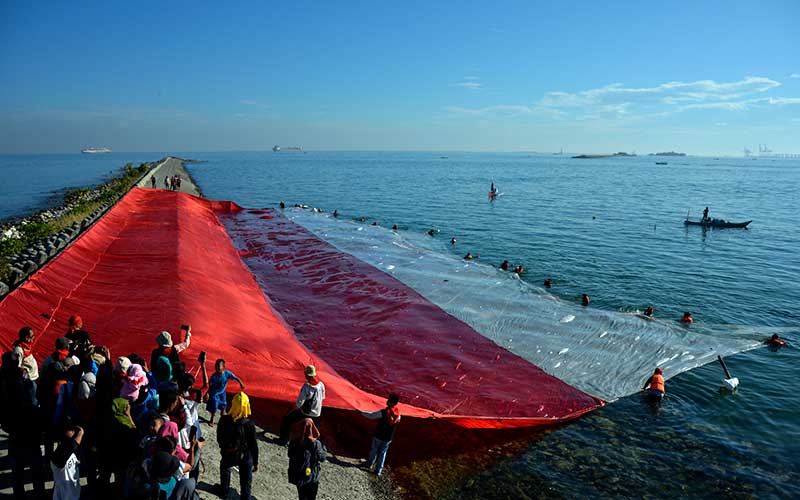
[
  {"xmin": 108, "ymin": 397, "xmax": 137, "ymax": 488},
  {"xmin": 215, "ymin": 392, "xmax": 259, "ymax": 500},
  {"xmin": 287, "ymin": 418, "xmax": 327, "ymax": 500}
]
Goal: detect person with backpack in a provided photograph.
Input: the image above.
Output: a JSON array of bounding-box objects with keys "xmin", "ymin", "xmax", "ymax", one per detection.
[
  {"xmin": 288, "ymin": 418, "xmax": 326, "ymax": 500},
  {"xmin": 278, "ymin": 365, "xmax": 326, "ymax": 445},
  {"xmin": 215, "ymin": 392, "xmax": 258, "ymax": 500},
  {"xmin": 360, "ymin": 393, "xmax": 401, "ymax": 476}
]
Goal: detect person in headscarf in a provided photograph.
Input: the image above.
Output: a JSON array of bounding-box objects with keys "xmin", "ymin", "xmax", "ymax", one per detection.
[
  {"xmin": 287, "ymin": 418, "xmax": 326, "ymax": 500},
  {"xmin": 120, "ymin": 364, "xmax": 148, "ymax": 402},
  {"xmin": 214, "ymin": 392, "xmax": 258, "ymax": 500},
  {"xmin": 153, "ymin": 356, "xmax": 172, "ymax": 384},
  {"xmin": 108, "ymin": 397, "xmax": 138, "ymax": 485},
  {"xmin": 156, "ymin": 421, "xmax": 188, "ymax": 462}
]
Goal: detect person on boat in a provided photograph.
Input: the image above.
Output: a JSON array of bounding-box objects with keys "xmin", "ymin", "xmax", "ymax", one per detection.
[
  {"xmin": 642, "ymin": 367, "xmax": 665, "ymax": 400},
  {"xmin": 581, "ymin": 294, "xmax": 590, "ymax": 307},
  {"xmin": 543, "ymin": 278, "xmax": 552, "ymax": 288},
  {"xmin": 332, "ymin": 209, "xmax": 338, "ymax": 218},
  {"xmin": 765, "ymin": 334, "xmax": 786, "ymax": 347},
  {"xmin": 702, "ymin": 207, "xmax": 709, "ymax": 222},
  {"xmin": 514, "ymin": 265, "xmax": 524, "ymax": 274},
  {"xmin": 499, "ymin": 260, "xmax": 510, "ymax": 271},
  {"xmin": 280, "ymin": 201, "xmax": 286, "ymax": 209},
  {"xmin": 450, "ymin": 237, "xmax": 457, "ymax": 246},
  {"xmin": 680, "ymin": 311, "xmax": 694, "ymax": 324},
  {"xmin": 644, "ymin": 305, "xmax": 654, "ymax": 317},
  {"xmin": 463, "ymin": 253, "xmax": 474, "ymax": 260}
]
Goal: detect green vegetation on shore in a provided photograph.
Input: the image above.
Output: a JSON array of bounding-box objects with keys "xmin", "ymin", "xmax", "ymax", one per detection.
[{"xmin": 0, "ymin": 162, "xmax": 151, "ymax": 283}]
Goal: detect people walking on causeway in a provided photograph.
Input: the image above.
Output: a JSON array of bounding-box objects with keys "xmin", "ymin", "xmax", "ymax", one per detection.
[
  {"xmin": 643, "ymin": 367, "xmax": 665, "ymax": 401},
  {"xmin": 360, "ymin": 393, "xmax": 401, "ymax": 476},
  {"xmin": 680, "ymin": 311, "xmax": 694, "ymax": 324},
  {"xmin": 150, "ymin": 175, "xmax": 156, "ymax": 188},
  {"xmin": 204, "ymin": 358, "xmax": 245, "ymax": 426},
  {"xmin": 278, "ymin": 365, "xmax": 326, "ymax": 446},
  {"xmin": 164, "ymin": 176, "xmax": 169, "ymax": 189},
  {"xmin": 288, "ymin": 418, "xmax": 326, "ymax": 500},
  {"xmin": 215, "ymin": 392, "xmax": 259, "ymax": 500}
]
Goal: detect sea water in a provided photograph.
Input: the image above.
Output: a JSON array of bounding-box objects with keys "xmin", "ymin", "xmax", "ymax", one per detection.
[{"xmin": 3, "ymin": 151, "xmax": 798, "ymax": 497}]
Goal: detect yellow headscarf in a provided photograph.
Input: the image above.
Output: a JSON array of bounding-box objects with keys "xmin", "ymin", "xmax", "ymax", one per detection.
[{"xmin": 229, "ymin": 392, "xmax": 251, "ymax": 422}]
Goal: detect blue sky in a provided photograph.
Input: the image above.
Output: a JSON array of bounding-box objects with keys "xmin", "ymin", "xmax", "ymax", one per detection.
[{"xmin": 1, "ymin": 0, "xmax": 798, "ymax": 155}]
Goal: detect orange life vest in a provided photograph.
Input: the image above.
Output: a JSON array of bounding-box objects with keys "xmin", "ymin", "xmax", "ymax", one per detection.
[{"xmin": 649, "ymin": 374, "xmax": 665, "ymax": 393}]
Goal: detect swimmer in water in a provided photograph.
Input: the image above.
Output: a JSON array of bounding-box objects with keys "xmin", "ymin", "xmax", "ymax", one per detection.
[
  {"xmin": 513, "ymin": 265, "xmax": 524, "ymax": 274},
  {"xmin": 680, "ymin": 311, "xmax": 693, "ymax": 324},
  {"xmin": 500, "ymin": 260, "xmax": 510, "ymax": 271},
  {"xmin": 765, "ymin": 333, "xmax": 786, "ymax": 347},
  {"xmin": 642, "ymin": 367, "xmax": 665, "ymax": 400},
  {"xmin": 392, "ymin": 224, "xmax": 398, "ymax": 231},
  {"xmin": 333, "ymin": 209, "xmax": 339, "ymax": 218},
  {"xmin": 543, "ymin": 278, "xmax": 552, "ymax": 288},
  {"xmin": 371, "ymin": 221, "xmax": 378, "ymax": 226},
  {"xmin": 359, "ymin": 216, "xmax": 367, "ymax": 223},
  {"xmin": 427, "ymin": 229, "xmax": 436, "ymax": 236},
  {"xmin": 581, "ymin": 294, "xmax": 590, "ymax": 307},
  {"xmin": 279, "ymin": 201, "xmax": 286, "ymax": 209},
  {"xmin": 644, "ymin": 305, "xmax": 654, "ymax": 317},
  {"xmin": 450, "ymin": 237, "xmax": 457, "ymax": 246},
  {"xmin": 463, "ymin": 253, "xmax": 474, "ymax": 260}
]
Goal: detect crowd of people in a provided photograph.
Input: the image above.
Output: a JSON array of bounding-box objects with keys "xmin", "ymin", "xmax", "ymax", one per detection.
[
  {"xmin": 149, "ymin": 175, "xmax": 183, "ymax": 191},
  {"xmin": 0, "ymin": 318, "xmax": 403, "ymax": 500}
]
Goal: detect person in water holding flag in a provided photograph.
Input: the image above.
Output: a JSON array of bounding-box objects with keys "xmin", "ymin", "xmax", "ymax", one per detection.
[{"xmin": 643, "ymin": 367, "xmax": 665, "ymax": 401}]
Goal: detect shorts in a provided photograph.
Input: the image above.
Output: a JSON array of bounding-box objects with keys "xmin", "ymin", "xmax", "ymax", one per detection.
[{"xmin": 206, "ymin": 392, "xmax": 227, "ymax": 413}]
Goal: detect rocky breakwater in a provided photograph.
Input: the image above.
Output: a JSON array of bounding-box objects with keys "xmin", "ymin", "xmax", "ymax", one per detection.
[{"xmin": 0, "ymin": 160, "xmax": 164, "ymax": 298}]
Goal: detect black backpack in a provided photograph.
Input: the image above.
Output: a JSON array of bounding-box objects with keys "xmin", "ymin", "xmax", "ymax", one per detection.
[
  {"xmin": 287, "ymin": 441, "xmax": 315, "ymax": 486},
  {"xmin": 218, "ymin": 417, "xmax": 246, "ymax": 459}
]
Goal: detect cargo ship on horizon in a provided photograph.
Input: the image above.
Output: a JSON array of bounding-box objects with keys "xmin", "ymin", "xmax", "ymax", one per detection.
[{"xmin": 81, "ymin": 147, "xmax": 112, "ymax": 154}]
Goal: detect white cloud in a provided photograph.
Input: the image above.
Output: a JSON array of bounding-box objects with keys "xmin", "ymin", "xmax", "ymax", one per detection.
[
  {"xmin": 455, "ymin": 81, "xmax": 482, "ymax": 90},
  {"xmin": 445, "ymin": 105, "xmax": 532, "ymax": 118},
  {"xmin": 464, "ymin": 76, "xmax": 479, "ymax": 80},
  {"xmin": 715, "ymin": 122, "xmax": 728, "ymax": 126},
  {"xmin": 790, "ymin": 73, "xmax": 800, "ymax": 79}
]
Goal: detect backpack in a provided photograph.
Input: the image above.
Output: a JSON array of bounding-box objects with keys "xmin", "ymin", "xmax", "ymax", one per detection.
[
  {"xmin": 300, "ymin": 386, "xmax": 318, "ymax": 415},
  {"xmin": 287, "ymin": 441, "xmax": 315, "ymax": 486},
  {"xmin": 218, "ymin": 417, "xmax": 246, "ymax": 459}
]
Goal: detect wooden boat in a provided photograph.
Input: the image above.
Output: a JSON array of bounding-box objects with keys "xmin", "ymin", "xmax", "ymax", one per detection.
[{"xmin": 684, "ymin": 218, "xmax": 752, "ymax": 229}]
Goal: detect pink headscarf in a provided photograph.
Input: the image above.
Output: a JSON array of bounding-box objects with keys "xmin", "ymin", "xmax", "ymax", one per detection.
[
  {"xmin": 119, "ymin": 364, "xmax": 148, "ymax": 402},
  {"xmin": 158, "ymin": 421, "xmax": 189, "ymax": 462}
]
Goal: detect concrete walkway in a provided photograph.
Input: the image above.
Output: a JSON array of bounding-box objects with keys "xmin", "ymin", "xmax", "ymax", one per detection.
[{"xmin": 137, "ymin": 157, "xmax": 202, "ymax": 197}]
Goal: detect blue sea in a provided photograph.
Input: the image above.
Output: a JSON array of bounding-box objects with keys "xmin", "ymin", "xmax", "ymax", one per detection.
[{"xmin": 2, "ymin": 151, "xmax": 798, "ymax": 498}]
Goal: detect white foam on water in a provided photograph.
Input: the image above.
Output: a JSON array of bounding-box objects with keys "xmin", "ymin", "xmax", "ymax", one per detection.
[{"xmin": 287, "ymin": 210, "xmax": 764, "ymax": 401}]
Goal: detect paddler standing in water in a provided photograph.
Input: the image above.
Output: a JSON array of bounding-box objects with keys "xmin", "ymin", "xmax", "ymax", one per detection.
[
  {"xmin": 702, "ymin": 206, "xmax": 710, "ymax": 222},
  {"xmin": 643, "ymin": 367, "xmax": 665, "ymax": 401}
]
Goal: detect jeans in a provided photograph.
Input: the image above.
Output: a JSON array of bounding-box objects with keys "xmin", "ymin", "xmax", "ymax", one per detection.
[
  {"xmin": 297, "ymin": 481, "xmax": 319, "ymax": 500},
  {"xmin": 220, "ymin": 452, "xmax": 253, "ymax": 500},
  {"xmin": 10, "ymin": 441, "xmax": 45, "ymax": 499},
  {"xmin": 367, "ymin": 438, "xmax": 392, "ymax": 475}
]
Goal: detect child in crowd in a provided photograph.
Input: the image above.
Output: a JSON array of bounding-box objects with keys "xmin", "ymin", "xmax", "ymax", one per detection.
[{"xmin": 204, "ymin": 359, "xmax": 245, "ymax": 426}]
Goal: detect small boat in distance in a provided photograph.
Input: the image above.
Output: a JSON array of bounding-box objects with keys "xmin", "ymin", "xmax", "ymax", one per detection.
[
  {"xmin": 81, "ymin": 147, "xmax": 111, "ymax": 154},
  {"xmin": 272, "ymin": 145, "xmax": 304, "ymax": 152},
  {"xmin": 684, "ymin": 218, "xmax": 752, "ymax": 229},
  {"xmin": 655, "ymin": 161, "xmax": 668, "ymax": 165}
]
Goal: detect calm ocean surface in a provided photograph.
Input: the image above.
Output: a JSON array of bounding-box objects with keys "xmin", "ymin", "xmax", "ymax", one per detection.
[{"xmin": 2, "ymin": 151, "xmax": 798, "ymax": 498}]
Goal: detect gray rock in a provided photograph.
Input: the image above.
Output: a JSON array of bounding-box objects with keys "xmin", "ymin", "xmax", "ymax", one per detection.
[
  {"xmin": 8, "ymin": 267, "xmax": 24, "ymax": 284},
  {"xmin": 36, "ymin": 251, "xmax": 48, "ymax": 265},
  {"xmin": 22, "ymin": 260, "xmax": 37, "ymax": 274},
  {"xmin": 0, "ymin": 281, "xmax": 9, "ymax": 297}
]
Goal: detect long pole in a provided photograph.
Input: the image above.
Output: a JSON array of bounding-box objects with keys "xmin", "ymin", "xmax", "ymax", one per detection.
[{"xmin": 717, "ymin": 355, "xmax": 733, "ymax": 379}]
